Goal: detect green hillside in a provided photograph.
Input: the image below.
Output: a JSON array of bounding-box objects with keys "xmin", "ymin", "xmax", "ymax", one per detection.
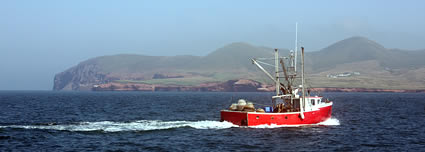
[
  {"xmin": 93, "ymin": 54, "xmax": 201, "ymax": 73},
  {"xmin": 309, "ymin": 37, "xmax": 425, "ymax": 71},
  {"xmin": 200, "ymin": 42, "xmax": 273, "ymax": 70}
]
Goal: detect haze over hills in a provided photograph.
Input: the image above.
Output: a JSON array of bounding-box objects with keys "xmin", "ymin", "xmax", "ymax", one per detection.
[{"xmin": 53, "ymin": 36, "xmax": 425, "ymax": 91}]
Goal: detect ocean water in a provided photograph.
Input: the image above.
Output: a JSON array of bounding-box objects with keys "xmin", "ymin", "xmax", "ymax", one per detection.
[{"xmin": 0, "ymin": 91, "xmax": 424, "ymax": 151}]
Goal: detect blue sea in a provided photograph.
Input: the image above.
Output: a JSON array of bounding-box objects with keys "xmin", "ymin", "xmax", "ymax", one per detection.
[{"xmin": 0, "ymin": 91, "xmax": 424, "ymax": 151}]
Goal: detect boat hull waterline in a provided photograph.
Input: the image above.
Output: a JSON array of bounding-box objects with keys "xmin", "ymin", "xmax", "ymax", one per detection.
[{"xmin": 220, "ymin": 103, "xmax": 332, "ymax": 126}]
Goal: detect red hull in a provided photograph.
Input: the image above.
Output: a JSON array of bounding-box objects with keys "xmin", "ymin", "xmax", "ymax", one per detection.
[{"xmin": 220, "ymin": 104, "xmax": 332, "ymax": 126}]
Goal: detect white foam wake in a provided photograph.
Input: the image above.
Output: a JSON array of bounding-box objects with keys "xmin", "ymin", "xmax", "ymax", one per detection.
[
  {"xmin": 0, "ymin": 120, "xmax": 238, "ymax": 132},
  {"xmin": 247, "ymin": 117, "xmax": 340, "ymax": 128},
  {"xmin": 317, "ymin": 117, "xmax": 340, "ymax": 126},
  {"xmin": 247, "ymin": 124, "xmax": 301, "ymax": 128},
  {"xmin": 0, "ymin": 118, "xmax": 339, "ymax": 132}
]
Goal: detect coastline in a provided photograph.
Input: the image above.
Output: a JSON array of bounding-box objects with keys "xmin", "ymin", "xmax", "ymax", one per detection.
[
  {"xmin": 311, "ymin": 87, "xmax": 425, "ymax": 93},
  {"xmin": 90, "ymin": 81, "xmax": 425, "ymax": 93}
]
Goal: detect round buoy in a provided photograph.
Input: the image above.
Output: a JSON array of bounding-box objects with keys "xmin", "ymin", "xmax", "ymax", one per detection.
[
  {"xmin": 237, "ymin": 99, "xmax": 246, "ymax": 111},
  {"xmin": 243, "ymin": 102, "xmax": 255, "ymax": 112},
  {"xmin": 256, "ymin": 108, "xmax": 265, "ymax": 113},
  {"xmin": 245, "ymin": 102, "xmax": 255, "ymax": 109},
  {"xmin": 229, "ymin": 103, "xmax": 237, "ymax": 111}
]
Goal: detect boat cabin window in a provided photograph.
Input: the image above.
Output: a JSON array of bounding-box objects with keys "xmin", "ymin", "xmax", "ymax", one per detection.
[
  {"xmin": 318, "ymin": 99, "xmax": 321, "ymax": 104},
  {"xmin": 311, "ymin": 99, "xmax": 315, "ymax": 105}
]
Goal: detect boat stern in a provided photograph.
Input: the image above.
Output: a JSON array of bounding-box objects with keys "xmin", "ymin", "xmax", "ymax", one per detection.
[{"xmin": 220, "ymin": 110, "xmax": 248, "ymax": 126}]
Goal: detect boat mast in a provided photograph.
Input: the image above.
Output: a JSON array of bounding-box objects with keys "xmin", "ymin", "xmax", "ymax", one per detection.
[
  {"xmin": 275, "ymin": 49, "xmax": 280, "ymax": 96},
  {"xmin": 280, "ymin": 59, "xmax": 291, "ymax": 94},
  {"xmin": 294, "ymin": 22, "xmax": 298, "ymax": 73},
  {"xmin": 300, "ymin": 47, "xmax": 305, "ymax": 119}
]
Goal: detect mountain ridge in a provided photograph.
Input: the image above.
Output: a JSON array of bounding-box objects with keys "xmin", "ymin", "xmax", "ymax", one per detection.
[{"xmin": 53, "ymin": 36, "xmax": 425, "ymax": 91}]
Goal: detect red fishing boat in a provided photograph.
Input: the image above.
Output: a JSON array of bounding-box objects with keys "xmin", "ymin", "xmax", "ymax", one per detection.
[{"xmin": 221, "ymin": 27, "xmax": 333, "ymax": 126}]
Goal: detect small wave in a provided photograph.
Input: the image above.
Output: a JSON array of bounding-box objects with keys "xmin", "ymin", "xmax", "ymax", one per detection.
[{"xmin": 0, "ymin": 120, "xmax": 237, "ymax": 132}]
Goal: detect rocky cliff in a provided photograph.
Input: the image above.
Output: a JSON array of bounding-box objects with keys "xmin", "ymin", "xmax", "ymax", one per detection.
[{"xmin": 53, "ymin": 60, "xmax": 110, "ymax": 91}]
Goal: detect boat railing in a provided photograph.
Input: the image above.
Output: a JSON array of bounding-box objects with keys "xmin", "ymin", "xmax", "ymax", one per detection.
[{"xmin": 272, "ymin": 95, "xmax": 292, "ymax": 99}]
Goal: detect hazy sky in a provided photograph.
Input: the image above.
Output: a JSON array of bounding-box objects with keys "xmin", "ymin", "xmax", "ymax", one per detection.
[{"xmin": 1, "ymin": 0, "xmax": 424, "ymax": 90}]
